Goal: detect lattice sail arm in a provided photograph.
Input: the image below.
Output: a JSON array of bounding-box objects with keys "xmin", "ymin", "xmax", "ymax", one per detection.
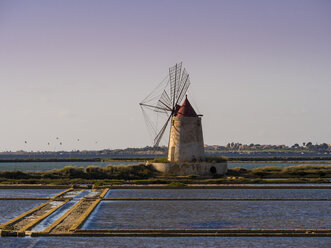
[
  {"xmin": 153, "ymin": 114, "xmax": 172, "ymax": 148},
  {"xmin": 156, "ymin": 90, "xmax": 172, "ymax": 112},
  {"xmin": 140, "ymin": 62, "xmax": 192, "ymax": 150},
  {"xmin": 139, "ymin": 103, "xmax": 170, "ymax": 113},
  {"xmin": 169, "ymin": 62, "xmax": 182, "ymax": 109},
  {"xmin": 175, "ymin": 69, "xmax": 190, "ymax": 106}
]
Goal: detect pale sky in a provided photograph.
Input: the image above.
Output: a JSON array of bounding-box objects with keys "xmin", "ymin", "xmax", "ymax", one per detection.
[{"xmin": 0, "ymin": 0, "xmax": 330, "ymax": 151}]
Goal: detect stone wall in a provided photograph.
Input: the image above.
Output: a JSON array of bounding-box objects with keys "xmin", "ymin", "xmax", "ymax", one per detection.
[
  {"xmin": 168, "ymin": 116, "xmax": 205, "ymax": 162},
  {"xmin": 150, "ymin": 162, "xmax": 227, "ymax": 176}
]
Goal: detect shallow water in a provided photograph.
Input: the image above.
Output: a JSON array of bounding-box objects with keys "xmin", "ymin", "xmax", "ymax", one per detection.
[
  {"xmin": 105, "ymin": 188, "xmax": 331, "ymax": 199},
  {"xmin": 30, "ymin": 190, "xmax": 91, "ymax": 231},
  {"xmin": 32, "ymin": 200, "xmax": 78, "ymax": 231},
  {"xmin": 1, "ymin": 187, "xmax": 330, "ymax": 247},
  {"xmin": 82, "ymin": 200, "xmax": 331, "ymax": 229},
  {"xmin": 0, "ymin": 200, "xmax": 45, "ymax": 224},
  {"xmin": 0, "ymin": 189, "xmax": 62, "ymax": 198},
  {"xmin": 73, "ymin": 190, "xmax": 91, "ymax": 199},
  {"xmin": 0, "ymin": 237, "xmax": 330, "ymax": 248}
]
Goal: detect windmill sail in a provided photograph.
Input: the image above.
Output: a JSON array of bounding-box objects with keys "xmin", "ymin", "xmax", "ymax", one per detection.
[
  {"xmin": 175, "ymin": 69, "xmax": 190, "ymax": 106},
  {"xmin": 169, "ymin": 62, "xmax": 182, "ymax": 108},
  {"xmin": 156, "ymin": 90, "xmax": 172, "ymax": 113},
  {"xmin": 140, "ymin": 62, "xmax": 191, "ymax": 149},
  {"xmin": 153, "ymin": 114, "xmax": 172, "ymax": 148}
]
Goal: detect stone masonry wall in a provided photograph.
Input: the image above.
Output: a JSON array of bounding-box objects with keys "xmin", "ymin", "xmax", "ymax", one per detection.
[{"xmin": 168, "ymin": 116, "xmax": 205, "ymax": 162}]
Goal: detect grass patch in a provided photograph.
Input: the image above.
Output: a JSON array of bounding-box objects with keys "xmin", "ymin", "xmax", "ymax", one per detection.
[
  {"xmin": 187, "ymin": 174, "xmax": 199, "ymax": 179},
  {"xmin": 167, "ymin": 182, "xmax": 186, "ymax": 187},
  {"xmin": 0, "ymin": 164, "xmax": 329, "ymax": 185},
  {"xmin": 94, "ymin": 180, "xmax": 124, "ymax": 186},
  {"xmin": 131, "ymin": 179, "xmax": 168, "ymax": 184},
  {"xmin": 226, "ymin": 164, "xmax": 331, "ymax": 179},
  {"xmin": 152, "ymin": 157, "xmax": 169, "ymax": 163},
  {"xmin": 251, "ymin": 166, "xmax": 282, "ymax": 177},
  {"xmin": 226, "ymin": 167, "xmax": 248, "ymax": 176}
]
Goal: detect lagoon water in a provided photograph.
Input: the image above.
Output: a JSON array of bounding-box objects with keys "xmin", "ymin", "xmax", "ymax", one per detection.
[
  {"xmin": 105, "ymin": 188, "xmax": 331, "ymax": 199},
  {"xmin": 0, "ymin": 161, "xmax": 330, "ymax": 171},
  {"xmin": 0, "ymin": 200, "xmax": 46, "ymax": 224},
  {"xmin": 1, "ymin": 237, "xmax": 330, "ymax": 248},
  {"xmin": 0, "ymin": 189, "xmax": 62, "ymax": 198},
  {"xmin": 0, "ymin": 188, "xmax": 330, "ymax": 247},
  {"xmin": 82, "ymin": 200, "xmax": 331, "ymax": 230}
]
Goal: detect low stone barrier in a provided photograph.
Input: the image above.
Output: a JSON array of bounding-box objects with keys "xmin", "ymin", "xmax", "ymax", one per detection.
[
  {"xmin": 51, "ymin": 188, "xmax": 73, "ymax": 199},
  {"xmin": 20, "ymin": 200, "xmax": 69, "ymax": 232},
  {"xmin": 29, "ymin": 228, "xmax": 330, "ymax": 237},
  {"xmin": 150, "ymin": 162, "xmax": 227, "ymax": 176},
  {"xmin": 109, "ymin": 184, "xmax": 331, "ymax": 189},
  {"xmin": 0, "ymin": 197, "xmax": 50, "ymax": 200},
  {"xmin": 102, "ymin": 198, "xmax": 331, "ymax": 201},
  {"xmin": 44, "ymin": 198, "xmax": 85, "ymax": 233},
  {"xmin": 69, "ymin": 199, "xmax": 101, "ymax": 231}
]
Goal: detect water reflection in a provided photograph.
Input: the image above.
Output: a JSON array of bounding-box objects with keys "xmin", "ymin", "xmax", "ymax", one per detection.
[
  {"xmin": 83, "ymin": 200, "xmax": 331, "ymax": 229},
  {"xmin": 1, "ymin": 236, "xmax": 329, "ymax": 248},
  {"xmin": 0, "ymin": 200, "xmax": 45, "ymax": 224},
  {"xmin": 105, "ymin": 188, "xmax": 331, "ymax": 199}
]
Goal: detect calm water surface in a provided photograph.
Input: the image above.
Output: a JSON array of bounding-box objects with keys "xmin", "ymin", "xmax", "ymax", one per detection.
[
  {"xmin": 0, "ymin": 200, "xmax": 45, "ymax": 224},
  {"xmin": 0, "ymin": 237, "xmax": 330, "ymax": 248},
  {"xmin": 1, "ymin": 188, "xmax": 330, "ymax": 247},
  {"xmin": 0, "ymin": 189, "xmax": 62, "ymax": 198},
  {"xmin": 105, "ymin": 188, "xmax": 331, "ymax": 199},
  {"xmin": 82, "ymin": 200, "xmax": 331, "ymax": 229}
]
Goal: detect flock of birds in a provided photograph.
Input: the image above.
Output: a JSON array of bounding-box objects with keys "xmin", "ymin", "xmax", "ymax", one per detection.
[{"xmin": 23, "ymin": 138, "xmax": 100, "ymax": 151}]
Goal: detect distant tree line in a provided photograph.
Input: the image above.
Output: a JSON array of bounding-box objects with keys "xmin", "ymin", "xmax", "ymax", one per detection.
[{"xmin": 204, "ymin": 142, "xmax": 330, "ymax": 151}]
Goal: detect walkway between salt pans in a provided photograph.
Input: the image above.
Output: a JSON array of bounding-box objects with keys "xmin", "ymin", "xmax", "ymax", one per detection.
[{"xmin": 0, "ymin": 188, "xmax": 108, "ymax": 237}]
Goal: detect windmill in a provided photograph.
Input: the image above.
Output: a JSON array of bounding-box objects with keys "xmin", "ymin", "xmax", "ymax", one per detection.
[
  {"xmin": 140, "ymin": 63, "xmax": 227, "ymax": 175},
  {"xmin": 139, "ymin": 62, "xmax": 191, "ymax": 149}
]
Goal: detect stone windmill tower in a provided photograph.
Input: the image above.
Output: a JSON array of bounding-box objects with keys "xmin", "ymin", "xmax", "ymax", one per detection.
[
  {"xmin": 140, "ymin": 63, "xmax": 227, "ymax": 175},
  {"xmin": 168, "ymin": 95, "xmax": 205, "ymax": 162}
]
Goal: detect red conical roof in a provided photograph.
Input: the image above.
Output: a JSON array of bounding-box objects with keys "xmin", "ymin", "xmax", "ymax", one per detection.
[{"xmin": 176, "ymin": 96, "xmax": 198, "ymax": 117}]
